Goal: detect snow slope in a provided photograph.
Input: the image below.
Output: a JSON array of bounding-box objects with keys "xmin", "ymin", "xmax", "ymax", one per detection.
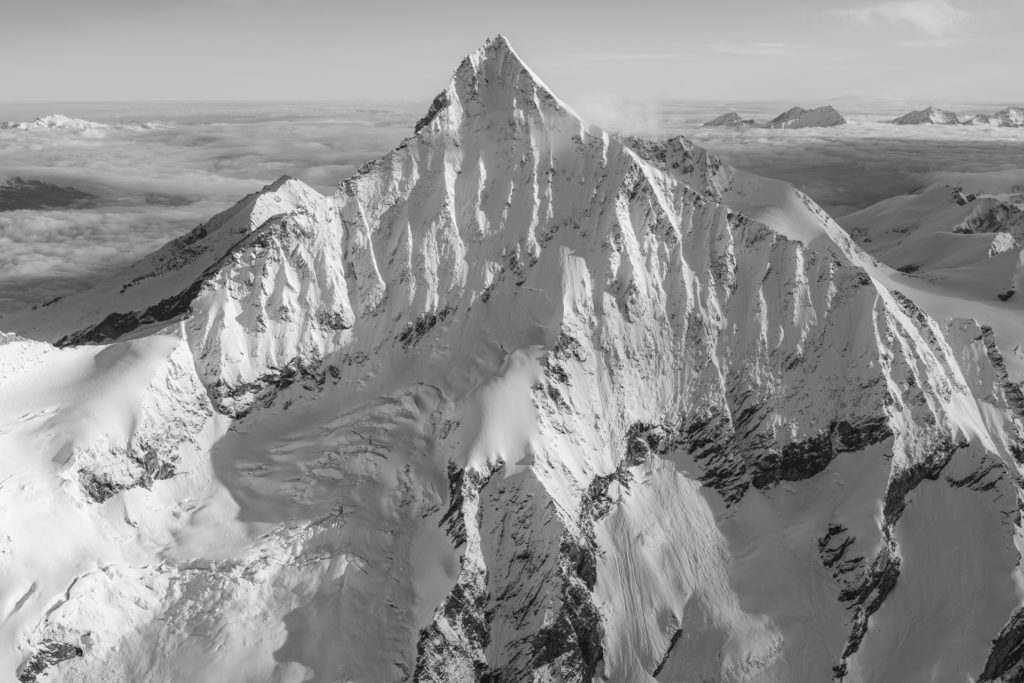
[{"xmin": 2, "ymin": 36, "xmax": 1024, "ymax": 683}]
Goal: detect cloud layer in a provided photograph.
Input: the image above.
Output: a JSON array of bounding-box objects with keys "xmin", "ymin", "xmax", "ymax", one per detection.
[
  {"xmin": 0, "ymin": 103, "xmax": 417, "ymax": 314},
  {"xmin": 1, "ymin": 101, "xmax": 1022, "ymax": 316}
]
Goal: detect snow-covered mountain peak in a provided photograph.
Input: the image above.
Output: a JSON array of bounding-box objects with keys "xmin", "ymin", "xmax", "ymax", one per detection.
[
  {"xmin": 0, "ymin": 114, "xmax": 169, "ymax": 132},
  {"xmin": 414, "ymin": 35, "xmax": 583, "ymax": 136},
  {"xmin": 3, "ymin": 36, "xmax": 1024, "ymax": 683},
  {"xmin": 0, "ymin": 114, "xmax": 109, "ymax": 131}
]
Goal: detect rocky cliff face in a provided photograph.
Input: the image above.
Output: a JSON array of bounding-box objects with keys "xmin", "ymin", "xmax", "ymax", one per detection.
[{"xmin": 1, "ymin": 36, "xmax": 1023, "ymax": 683}]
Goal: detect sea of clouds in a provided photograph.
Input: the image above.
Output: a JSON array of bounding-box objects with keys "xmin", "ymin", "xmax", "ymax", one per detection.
[{"xmin": 1, "ymin": 100, "xmax": 1022, "ymax": 315}]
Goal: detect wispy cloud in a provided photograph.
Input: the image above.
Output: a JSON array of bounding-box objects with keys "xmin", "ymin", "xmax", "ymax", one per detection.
[
  {"xmin": 833, "ymin": 0, "xmax": 970, "ymax": 37},
  {"xmin": 712, "ymin": 42, "xmax": 797, "ymax": 57}
]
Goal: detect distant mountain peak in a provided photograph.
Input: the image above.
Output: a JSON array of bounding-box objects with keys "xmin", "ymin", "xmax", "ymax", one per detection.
[
  {"xmin": 701, "ymin": 112, "xmax": 757, "ymax": 128},
  {"xmin": 0, "ymin": 114, "xmax": 168, "ymax": 132},
  {"xmin": 702, "ymin": 105, "xmax": 846, "ymax": 129},
  {"xmin": 0, "ymin": 114, "xmax": 107, "ymax": 131},
  {"xmin": 892, "ymin": 106, "xmax": 961, "ymax": 125}
]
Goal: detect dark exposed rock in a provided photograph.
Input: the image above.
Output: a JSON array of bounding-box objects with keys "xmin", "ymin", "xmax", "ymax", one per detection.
[
  {"xmin": 553, "ymin": 332, "xmax": 586, "ymax": 363},
  {"xmin": 756, "ymin": 431, "xmax": 832, "ymax": 487},
  {"xmin": 676, "ymin": 409, "xmax": 750, "ymax": 505},
  {"xmin": 315, "ymin": 309, "xmax": 353, "ymax": 331},
  {"xmin": 78, "ymin": 470, "xmax": 126, "ymax": 503},
  {"xmin": 883, "ymin": 435, "xmax": 962, "ymax": 524},
  {"xmin": 520, "ymin": 428, "xmax": 666, "ymax": 681},
  {"xmin": 981, "ymin": 607, "xmax": 1024, "ymax": 682},
  {"xmin": 955, "ymin": 199, "xmax": 1024, "ymax": 234},
  {"xmin": 818, "ymin": 522, "xmax": 862, "ymax": 579},
  {"xmin": 57, "ymin": 276, "xmax": 205, "ymax": 347},
  {"xmin": 833, "ymin": 535, "xmax": 901, "ymax": 679},
  {"xmin": 208, "ymin": 356, "xmax": 323, "ymax": 419},
  {"xmin": 78, "ymin": 442, "xmax": 181, "ymax": 504},
  {"xmin": 651, "ymin": 628, "xmax": 684, "ymax": 678},
  {"xmin": 833, "ymin": 417, "xmax": 893, "ymax": 454},
  {"xmin": 752, "ymin": 417, "xmax": 894, "ymax": 488},
  {"xmin": 545, "ymin": 332, "xmax": 585, "ymax": 386},
  {"xmin": 834, "ymin": 433, "xmax": 963, "ymax": 678},
  {"xmin": 415, "ymin": 463, "xmax": 499, "ymax": 681},
  {"xmin": 398, "ymin": 307, "xmax": 454, "ymax": 349},
  {"xmin": 946, "ymin": 458, "xmax": 1004, "ymax": 492},
  {"xmin": 981, "ymin": 325, "xmax": 1024, "ymax": 420},
  {"xmin": 438, "ymin": 462, "xmax": 495, "ymax": 549},
  {"xmin": 526, "ymin": 559, "xmax": 604, "ymax": 680},
  {"xmin": 415, "ymin": 91, "xmax": 451, "ymax": 134},
  {"xmin": 17, "ymin": 640, "xmax": 84, "ymax": 682},
  {"xmin": 523, "ymin": 423, "xmax": 672, "ymax": 680},
  {"xmin": 130, "ymin": 445, "xmax": 177, "ymax": 483}
]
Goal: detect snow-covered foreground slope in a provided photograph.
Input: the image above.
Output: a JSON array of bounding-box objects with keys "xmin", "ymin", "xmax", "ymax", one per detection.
[{"xmin": 3, "ymin": 36, "xmax": 1024, "ymax": 683}]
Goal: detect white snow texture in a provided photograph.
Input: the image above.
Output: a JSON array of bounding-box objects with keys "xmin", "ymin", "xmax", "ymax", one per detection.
[{"xmin": 2, "ymin": 36, "xmax": 1024, "ymax": 683}]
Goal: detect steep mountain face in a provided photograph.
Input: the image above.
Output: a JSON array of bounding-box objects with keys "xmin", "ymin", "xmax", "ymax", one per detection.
[
  {"xmin": 892, "ymin": 107, "xmax": 961, "ymax": 125},
  {"xmin": 2, "ymin": 36, "xmax": 1024, "ymax": 683}
]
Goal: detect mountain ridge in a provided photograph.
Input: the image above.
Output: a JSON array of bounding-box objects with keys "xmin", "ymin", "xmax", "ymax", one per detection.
[
  {"xmin": 892, "ymin": 105, "xmax": 1024, "ymax": 127},
  {"xmin": 1, "ymin": 36, "xmax": 1023, "ymax": 683}
]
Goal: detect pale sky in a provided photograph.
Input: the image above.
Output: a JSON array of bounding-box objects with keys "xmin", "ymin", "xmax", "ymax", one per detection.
[{"xmin": 1, "ymin": 0, "xmax": 1019, "ymax": 105}]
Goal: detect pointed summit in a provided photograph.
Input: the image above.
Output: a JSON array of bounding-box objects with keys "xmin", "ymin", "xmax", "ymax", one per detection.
[{"xmin": 413, "ymin": 35, "xmax": 581, "ymax": 134}]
